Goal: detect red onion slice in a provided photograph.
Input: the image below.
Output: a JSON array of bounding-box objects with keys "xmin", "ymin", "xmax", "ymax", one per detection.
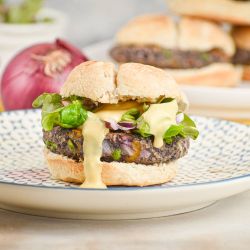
[
  {"xmin": 118, "ymin": 121, "xmax": 136, "ymax": 129},
  {"xmin": 105, "ymin": 120, "xmax": 120, "ymax": 130},
  {"xmin": 105, "ymin": 120, "xmax": 135, "ymax": 131}
]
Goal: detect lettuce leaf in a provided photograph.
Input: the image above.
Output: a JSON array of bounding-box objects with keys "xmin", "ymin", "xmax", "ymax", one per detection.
[
  {"xmin": 32, "ymin": 93, "xmax": 88, "ymax": 131},
  {"xmin": 164, "ymin": 114, "xmax": 199, "ymax": 144},
  {"xmin": 120, "ymin": 108, "xmax": 140, "ymax": 124},
  {"xmin": 135, "ymin": 117, "xmax": 151, "ymax": 137}
]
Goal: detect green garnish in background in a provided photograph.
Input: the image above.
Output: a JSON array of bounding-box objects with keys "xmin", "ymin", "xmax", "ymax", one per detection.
[
  {"xmin": 0, "ymin": 0, "xmax": 52, "ymax": 24},
  {"xmin": 163, "ymin": 49, "xmax": 173, "ymax": 59},
  {"xmin": 200, "ymin": 52, "xmax": 210, "ymax": 62}
]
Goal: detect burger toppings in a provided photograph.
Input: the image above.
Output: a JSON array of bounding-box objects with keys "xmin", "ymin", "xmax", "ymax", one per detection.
[
  {"xmin": 110, "ymin": 45, "xmax": 230, "ymax": 69},
  {"xmin": 140, "ymin": 100, "xmax": 178, "ymax": 148},
  {"xmin": 33, "ymin": 93, "xmax": 88, "ymax": 131},
  {"xmin": 33, "ymin": 92, "xmax": 198, "ymax": 189},
  {"xmin": 33, "ymin": 94, "xmax": 198, "ymax": 147}
]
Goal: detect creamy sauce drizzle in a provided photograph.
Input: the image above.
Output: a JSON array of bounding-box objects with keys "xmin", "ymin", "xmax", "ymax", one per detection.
[
  {"xmin": 80, "ymin": 102, "xmax": 140, "ymax": 189},
  {"xmin": 142, "ymin": 100, "xmax": 178, "ymax": 148},
  {"xmin": 80, "ymin": 112, "xmax": 108, "ymax": 189},
  {"xmin": 79, "ymin": 100, "xmax": 177, "ymax": 188}
]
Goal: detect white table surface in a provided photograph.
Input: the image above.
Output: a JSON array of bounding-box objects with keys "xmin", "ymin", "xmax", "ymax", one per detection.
[{"xmin": 0, "ymin": 191, "xmax": 249, "ymax": 250}]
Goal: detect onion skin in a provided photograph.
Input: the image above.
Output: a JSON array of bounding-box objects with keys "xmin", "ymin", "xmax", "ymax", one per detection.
[{"xmin": 1, "ymin": 39, "xmax": 88, "ymax": 110}]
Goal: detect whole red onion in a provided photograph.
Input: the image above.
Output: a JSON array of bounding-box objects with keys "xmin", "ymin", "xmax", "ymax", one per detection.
[{"xmin": 1, "ymin": 39, "xmax": 88, "ymax": 110}]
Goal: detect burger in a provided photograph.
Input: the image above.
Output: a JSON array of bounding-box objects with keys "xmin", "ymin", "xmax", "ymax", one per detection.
[
  {"xmin": 166, "ymin": 0, "xmax": 250, "ymax": 25},
  {"xmin": 33, "ymin": 61, "xmax": 199, "ymax": 188},
  {"xmin": 110, "ymin": 15, "xmax": 242, "ymax": 87},
  {"xmin": 232, "ymin": 26, "xmax": 250, "ymax": 81}
]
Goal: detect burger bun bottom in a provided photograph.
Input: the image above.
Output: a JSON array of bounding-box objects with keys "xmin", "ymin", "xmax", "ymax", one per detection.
[
  {"xmin": 45, "ymin": 149, "xmax": 177, "ymax": 187},
  {"xmin": 243, "ymin": 65, "xmax": 250, "ymax": 81},
  {"xmin": 165, "ymin": 63, "xmax": 242, "ymax": 87}
]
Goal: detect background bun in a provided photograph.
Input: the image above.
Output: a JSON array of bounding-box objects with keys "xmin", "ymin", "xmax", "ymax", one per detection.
[
  {"xmin": 167, "ymin": 0, "xmax": 250, "ymax": 25},
  {"xmin": 45, "ymin": 149, "xmax": 177, "ymax": 187},
  {"xmin": 165, "ymin": 63, "xmax": 242, "ymax": 87},
  {"xmin": 178, "ymin": 17, "xmax": 235, "ymax": 56},
  {"xmin": 243, "ymin": 66, "xmax": 250, "ymax": 81},
  {"xmin": 116, "ymin": 14, "xmax": 177, "ymax": 49},
  {"xmin": 61, "ymin": 61, "xmax": 187, "ymax": 108},
  {"xmin": 115, "ymin": 15, "xmax": 234, "ymax": 56},
  {"xmin": 232, "ymin": 26, "xmax": 250, "ymax": 51}
]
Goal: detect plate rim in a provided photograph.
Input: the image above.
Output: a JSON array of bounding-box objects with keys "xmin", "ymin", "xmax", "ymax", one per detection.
[{"xmin": 0, "ymin": 172, "xmax": 249, "ymax": 191}]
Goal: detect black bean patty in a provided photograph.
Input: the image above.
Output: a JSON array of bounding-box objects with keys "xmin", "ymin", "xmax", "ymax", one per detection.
[
  {"xmin": 233, "ymin": 48, "xmax": 250, "ymax": 65},
  {"xmin": 43, "ymin": 127, "xmax": 190, "ymax": 165},
  {"xmin": 110, "ymin": 45, "xmax": 229, "ymax": 69}
]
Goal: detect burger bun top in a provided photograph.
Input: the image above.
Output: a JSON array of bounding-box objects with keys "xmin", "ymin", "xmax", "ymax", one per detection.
[
  {"xmin": 60, "ymin": 61, "xmax": 188, "ymax": 110},
  {"xmin": 116, "ymin": 15, "xmax": 235, "ymax": 56}
]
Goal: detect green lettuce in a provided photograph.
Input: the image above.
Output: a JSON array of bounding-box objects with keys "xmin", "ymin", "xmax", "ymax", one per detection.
[
  {"xmin": 136, "ymin": 117, "xmax": 151, "ymax": 137},
  {"xmin": 119, "ymin": 102, "xmax": 199, "ymax": 143},
  {"xmin": 120, "ymin": 108, "xmax": 140, "ymax": 124},
  {"xmin": 32, "ymin": 93, "xmax": 88, "ymax": 131},
  {"xmin": 164, "ymin": 114, "xmax": 199, "ymax": 144}
]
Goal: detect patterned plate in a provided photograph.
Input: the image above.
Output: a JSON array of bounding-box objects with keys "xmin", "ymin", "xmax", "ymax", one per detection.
[{"xmin": 0, "ymin": 110, "xmax": 250, "ymax": 219}]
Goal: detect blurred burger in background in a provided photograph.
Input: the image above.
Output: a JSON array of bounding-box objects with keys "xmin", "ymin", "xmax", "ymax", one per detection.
[
  {"xmin": 232, "ymin": 26, "xmax": 250, "ymax": 81},
  {"xmin": 110, "ymin": 14, "xmax": 242, "ymax": 87},
  {"xmin": 166, "ymin": 0, "xmax": 250, "ymax": 25},
  {"xmin": 166, "ymin": 0, "xmax": 250, "ymax": 84}
]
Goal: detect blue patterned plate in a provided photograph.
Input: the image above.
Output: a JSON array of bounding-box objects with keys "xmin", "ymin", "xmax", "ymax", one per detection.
[{"xmin": 0, "ymin": 110, "xmax": 249, "ymax": 219}]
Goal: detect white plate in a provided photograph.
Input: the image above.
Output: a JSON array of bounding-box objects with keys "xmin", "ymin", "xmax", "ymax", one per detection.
[
  {"xmin": 0, "ymin": 110, "xmax": 249, "ymax": 220},
  {"xmin": 83, "ymin": 40, "xmax": 250, "ymax": 119}
]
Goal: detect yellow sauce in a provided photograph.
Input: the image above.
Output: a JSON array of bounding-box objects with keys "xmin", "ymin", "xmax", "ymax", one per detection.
[
  {"xmin": 79, "ymin": 100, "xmax": 178, "ymax": 188},
  {"xmin": 96, "ymin": 101, "xmax": 141, "ymax": 122},
  {"xmin": 80, "ymin": 112, "xmax": 108, "ymax": 189},
  {"xmin": 80, "ymin": 102, "xmax": 140, "ymax": 189},
  {"xmin": 142, "ymin": 100, "xmax": 178, "ymax": 148}
]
